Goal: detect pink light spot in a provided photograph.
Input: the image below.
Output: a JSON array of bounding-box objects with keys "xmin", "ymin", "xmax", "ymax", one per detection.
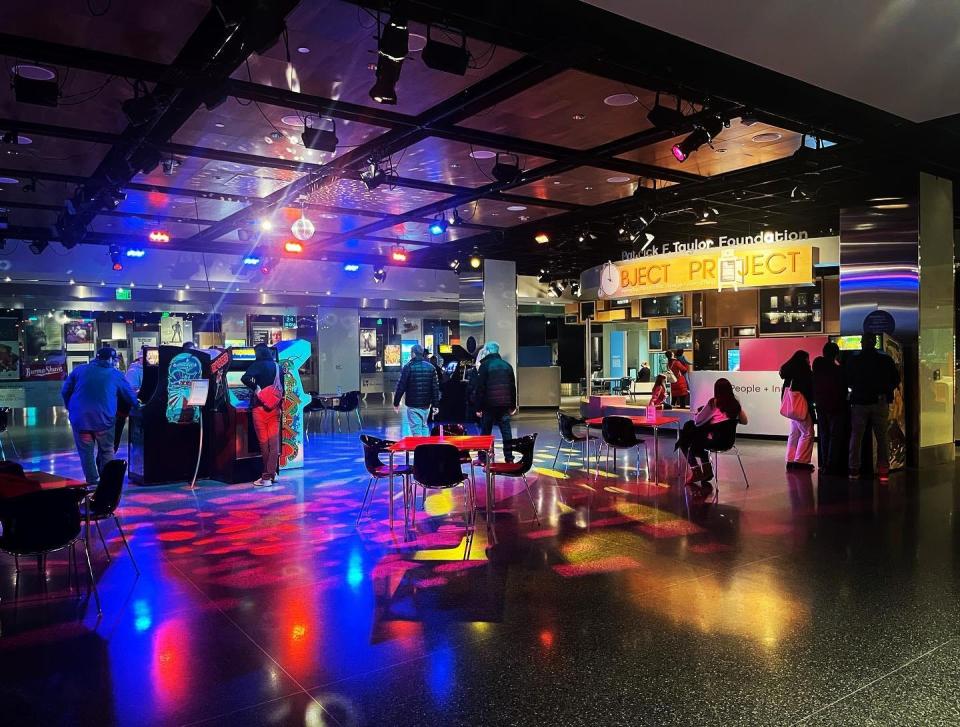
[{"xmin": 552, "ymin": 555, "xmax": 641, "ymax": 577}]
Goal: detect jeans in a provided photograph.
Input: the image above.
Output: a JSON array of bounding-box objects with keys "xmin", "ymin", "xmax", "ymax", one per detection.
[
  {"xmin": 849, "ymin": 400, "xmax": 890, "ymax": 473},
  {"xmin": 405, "ymin": 407, "xmax": 430, "ymax": 437},
  {"xmin": 480, "ymin": 407, "xmax": 514, "ymax": 462},
  {"xmin": 786, "ymin": 414, "xmax": 814, "ymax": 464},
  {"xmin": 251, "ymin": 405, "xmax": 281, "ymax": 480},
  {"xmin": 74, "ymin": 428, "xmax": 115, "ymax": 485},
  {"xmin": 817, "ymin": 409, "xmax": 846, "ymax": 474}
]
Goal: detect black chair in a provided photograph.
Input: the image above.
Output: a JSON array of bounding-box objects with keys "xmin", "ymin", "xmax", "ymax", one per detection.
[
  {"xmin": 552, "ymin": 412, "xmax": 587, "ymax": 471},
  {"xmin": 597, "ymin": 416, "xmax": 649, "ymax": 478},
  {"xmin": 304, "ymin": 393, "xmax": 326, "ymax": 435},
  {"xmin": 621, "ymin": 377, "xmax": 635, "ymax": 402},
  {"xmin": 356, "ymin": 434, "xmax": 412, "ymax": 526},
  {"xmin": 411, "ymin": 444, "xmax": 474, "ymax": 535},
  {"xmin": 0, "ymin": 487, "xmax": 100, "ymax": 613},
  {"xmin": 84, "ymin": 459, "xmax": 138, "ymax": 573},
  {"xmin": 428, "ymin": 423, "xmax": 475, "ymax": 506},
  {"xmin": 0, "ymin": 460, "xmax": 25, "ymax": 478},
  {"xmin": 0, "ymin": 407, "xmax": 19, "ymax": 460},
  {"xmin": 682, "ymin": 421, "xmax": 749, "ymax": 489},
  {"xmin": 333, "ymin": 391, "xmax": 363, "ymax": 432},
  {"xmin": 483, "ymin": 433, "xmax": 540, "ymax": 525}
]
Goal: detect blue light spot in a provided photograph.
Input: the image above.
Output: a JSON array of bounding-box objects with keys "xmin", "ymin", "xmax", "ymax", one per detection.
[{"xmin": 346, "ymin": 549, "xmax": 363, "ymax": 590}]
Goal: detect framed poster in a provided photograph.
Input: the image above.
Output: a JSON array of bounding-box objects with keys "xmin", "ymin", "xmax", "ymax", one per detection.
[
  {"xmin": 160, "ymin": 316, "xmax": 194, "ymax": 345},
  {"xmin": 360, "ymin": 328, "xmax": 377, "ymax": 356},
  {"xmin": 23, "ymin": 317, "xmax": 64, "ymax": 357},
  {"xmin": 65, "ymin": 321, "xmax": 95, "ymax": 346},
  {"xmin": 759, "ymin": 281, "xmax": 823, "ymax": 335},
  {"xmin": 667, "ymin": 317, "xmax": 693, "ymax": 350},
  {"xmin": 0, "ymin": 341, "xmax": 20, "ymax": 380},
  {"xmin": 383, "ymin": 344, "xmax": 401, "ymax": 367},
  {"xmin": 648, "ymin": 329, "xmax": 664, "ymax": 351}
]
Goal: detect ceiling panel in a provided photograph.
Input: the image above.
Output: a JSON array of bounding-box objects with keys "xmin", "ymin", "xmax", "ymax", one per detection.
[
  {"xmin": 380, "ymin": 221, "xmax": 483, "ymax": 244},
  {"xmin": 0, "ymin": 0, "xmax": 209, "ymax": 64},
  {"xmin": 460, "ymin": 70, "xmax": 657, "ymax": 150},
  {"xmin": 133, "ymin": 157, "xmax": 306, "ymax": 198},
  {"xmin": 617, "ymin": 119, "xmax": 802, "ymax": 177},
  {"xmin": 321, "ymin": 238, "xmax": 426, "ymax": 255},
  {"xmin": 456, "ymin": 198, "xmax": 566, "ymax": 228},
  {"xmin": 509, "ymin": 165, "xmax": 677, "ymax": 206},
  {"xmin": 0, "ymin": 136, "xmax": 111, "ymax": 177},
  {"xmin": 304, "ymin": 177, "xmax": 451, "ymax": 215},
  {"xmin": 116, "ymin": 189, "xmax": 248, "ymax": 221},
  {"xmin": 395, "ymin": 137, "xmax": 552, "ymax": 189},
  {"xmin": 214, "ymin": 207, "xmax": 381, "ymax": 243},
  {"xmin": 172, "ymin": 99, "xmax": 387, "ymax": 166},
  {"xmin": 0, "ymin": 177, "xmax": 73, "ymax": 208},
  {"xmin": 89, "ymin": 215, "xmax": 207, "ymax": 240},
  {"xmin": 240, "ymin": 0, "xmax": 523, "ymax": 116}
]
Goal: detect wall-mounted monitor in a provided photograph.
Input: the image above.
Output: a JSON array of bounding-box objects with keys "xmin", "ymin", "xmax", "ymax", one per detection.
[{"xmin": 641, "ymin": 294, "xmax": 684, "ymax": 318}]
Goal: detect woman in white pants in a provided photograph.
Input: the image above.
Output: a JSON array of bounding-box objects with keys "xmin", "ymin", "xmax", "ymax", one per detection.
[{"xmin": 779, "ymin": 350, "xmax": 815, "ymax": 469}]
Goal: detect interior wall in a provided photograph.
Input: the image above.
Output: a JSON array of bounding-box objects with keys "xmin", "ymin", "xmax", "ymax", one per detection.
[
  {"xmin": 316, "ymin": 306, "xmax": 360, "ymax": 394},
  {"xmin": 703, "ymin": 289, "xmax": 758, "ymax": 327}
]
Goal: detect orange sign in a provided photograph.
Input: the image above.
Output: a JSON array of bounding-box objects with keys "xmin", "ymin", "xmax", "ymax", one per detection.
[{"xmin": 598, "ymin": 243, "xmax": 815, "ymax": 298}]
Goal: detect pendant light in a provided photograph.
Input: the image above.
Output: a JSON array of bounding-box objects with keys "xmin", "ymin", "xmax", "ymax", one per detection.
[{"xmin": 290, "ymin": 202, "xmax": 315, "ymax": 241}]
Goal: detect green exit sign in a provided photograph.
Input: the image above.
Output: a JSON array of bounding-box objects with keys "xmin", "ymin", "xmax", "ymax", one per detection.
[{"xmin": 115, "ymin": 287, "xmax": 132, "ymax": 301}]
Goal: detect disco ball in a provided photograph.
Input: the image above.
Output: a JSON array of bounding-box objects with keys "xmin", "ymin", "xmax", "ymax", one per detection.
[{"xmin": 290, "ymin": 215, "xmax": 315, "ymax": 241}]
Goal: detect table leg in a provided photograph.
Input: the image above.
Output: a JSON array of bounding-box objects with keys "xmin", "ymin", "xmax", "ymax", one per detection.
[
  {"xmin": 388, "ymin": 451, "xmax": 395, "ymax": 528},
  {"xmin": 486, "ymin": 445, "xmax": 496, "ymax": 540},
  {"xmin": 653, "ymin": 425, "xmax": 660, "ymax": 485}
]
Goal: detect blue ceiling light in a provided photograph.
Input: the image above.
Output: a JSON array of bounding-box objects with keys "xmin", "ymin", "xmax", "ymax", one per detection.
[
  {"xmin": 242, "ymin": 254, "xmax": 262, "ymax": 265},
  {"xmin": 343, "ymin": 263, "xmax": 360, "ymax": 272},
  {"xmin": 428, "ymin": 217, "xmax": 447, "ymax": 235},
  {"xmin": 125, "ymin": 248, "xmax": 146, "ymax": 258}
]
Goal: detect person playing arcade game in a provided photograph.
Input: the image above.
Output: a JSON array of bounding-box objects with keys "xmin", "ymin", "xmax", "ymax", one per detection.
[{"xmin": 241, "ymin": 343, "xmax": 282, "ymax": 487}]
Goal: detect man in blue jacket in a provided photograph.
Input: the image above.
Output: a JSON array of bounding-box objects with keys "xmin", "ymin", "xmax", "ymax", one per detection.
[
  {"xmin": 61, "ymin": 346, "xmax": 140, "ymax": 484},
  {"xmin": 393, "ymin": 344, "xmax": 440, "ymax": 436}
]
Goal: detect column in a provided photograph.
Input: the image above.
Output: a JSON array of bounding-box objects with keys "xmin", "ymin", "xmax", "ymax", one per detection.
[
  {"xmin": 482, "ymin": 259, "xmax": 518, "ymax": 366},
  {"xmin": 316, "ymin": 306, "xmax": 359, "ymax": 394}
]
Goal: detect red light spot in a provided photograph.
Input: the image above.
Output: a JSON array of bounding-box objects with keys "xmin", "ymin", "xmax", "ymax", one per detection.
[
  {"xmin": 157, "ymin": 530, "xmax": 195, "ymax": 542},
  {"xmin": 539, "ymin": 630, "xmax": 554, "ymax": 648},
  {"xmin": 149, "ymin": 229, "xmax": 170, "ymax": 243},
  {"xmin": 284, "ymin": 240, "xmax": 303, "ymax": 254}
]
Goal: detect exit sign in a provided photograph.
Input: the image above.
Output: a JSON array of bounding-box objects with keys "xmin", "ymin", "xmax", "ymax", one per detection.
[{"xmin": 115, "ymin": 287, "xmax": 132, "ymax": 301}]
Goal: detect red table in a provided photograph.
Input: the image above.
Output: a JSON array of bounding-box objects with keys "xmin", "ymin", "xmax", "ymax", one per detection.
[
  {"xmin": 387, "ymin": 435, "xmax": 495, "ymax": 530},
  {"xmin": 0, "ymin": 471, "xmax": 89, "ymax": 500},
  {"xmin": 585, "ymin": 414, "xmax": 679, "ymax": 485}
]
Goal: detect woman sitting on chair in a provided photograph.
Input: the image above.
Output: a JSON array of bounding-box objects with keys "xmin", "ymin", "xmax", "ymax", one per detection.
[
  {"xmin": 649, "ymin": 374, "xmax": 670, "ymax": 410},
  {"xmin": 676, "ymin": 378, "xmax": 748, "ymax": 491}
]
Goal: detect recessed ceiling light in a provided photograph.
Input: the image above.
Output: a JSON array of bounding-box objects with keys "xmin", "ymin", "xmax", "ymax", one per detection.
[
  {"xmin": 297, "ymin": 46, "xmax": 310, "ymax": 54},
  {"xmin": 552, "ymin": 180, "xmax": 562, "ymax": 185},
  {"xmin": 751, "ymin": 132, "xmax": 782, "ymax": 143},
  {"xmin": 506, "ymin": 205, "xmax": 527, "ymax": 211},
  {"xmin": 572, "ymin": 113, "xmax": 586, "ymax": 120},
  {"xmin": 281, "ymin": 114, "xmax": 306, "ymax": 128},
  {"xmin": 715, "ymin": 147, "xmax": 727, "ymax": 153},
  {"xmin": 408, "ymin": 33, "xmax": 428, "ymax": 52},
  {"xmin": 13, "ymin": 135, "xmax": 32, "ymax": 145},
  {"xmin": 606, "ymin": 175, "xmax": 631, "ymax": 183},
  {"xmin": 469, "ymin": 150, "xmax": 496, "ymax": 160},
  {"xmin": 12, "ymin": 64, "xmax": 55, "ymax": 81},
  {"xmin": 584, "ymin": 186, "xmax": 593, "ymax": 190},
  {"xmin": 603, "ymin": 93, "xmax": 638, "ymax": 107},
  {"xmin": 214, "ymin": 122, "xmax": 225, "ymax": 128},
  {"xmin": 450, "ymin": 163, "xmax": 460, "ymax": 169}
]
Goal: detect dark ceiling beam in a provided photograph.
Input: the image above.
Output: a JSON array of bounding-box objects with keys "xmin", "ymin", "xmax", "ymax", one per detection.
[{"xmin": 0, "ymin": 199, "xmax": 220, "ymax": 227}]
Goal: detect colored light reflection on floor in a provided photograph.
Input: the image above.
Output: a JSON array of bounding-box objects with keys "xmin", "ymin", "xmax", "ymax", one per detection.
[{"xmin": 151, "ymin": 618, "xmax": 188, "ymax": 710}]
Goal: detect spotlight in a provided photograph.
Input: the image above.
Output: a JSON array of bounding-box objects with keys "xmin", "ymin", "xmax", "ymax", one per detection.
[
  {"xmin": 259, "ymin": 218, "xmax": 273, "ymax": 232},
  {"xmin": 242, "ymin": 253, "xmax": 262, "ymax": 265},
  {"xmin": 548, "ymin": 280, "xmax": 565, "ymax": 297},
  {"xmin": 646, "ymin": 93, "xmax": 685, "ymax": 129},
  {"xmin": 537, "ymin": 270, "xmax": 549, "ymax": 284},
  {"xmin": 571, "ymin": 281, "xmax": 582, "ymax": 298},
  {"xmin": 122, "ymin": 90, "xmax": 164, "ymax": 126},
  {"xmin": 692, "ymin": 203, "xmax": 719, "ymax": 225},
  {"xmin": 390, "ymin": 244, "xmax": 408, "ymax": 263},
  {"xmin": 534, "ymin": 232, "xmax": 550, "ymax": 245},
  {"xmin": 422, "ymin": 25, "xmax": 470, "ymax": 75},
  {"xmin": 0, "ymin": 130, "xmax": 17, "ymax": 145},
  {"xmin": 637, "ymin": 208, "xmax": 658, "ymax": 229},
  {"xmin": 260, "ymin": 263, "xmax": 272, "ymax": 276},
  {"xmin": 671, "ymin": 114, "xmax": 724, "ymax": 162},
  {"xmin": 372, "ymin": 266, "xmax": 388, "ymax": 284},
  {"xmin": 447, "ymin": 208, "xmax": 463, "ymax": 227},
  {"xmin": 109, "ymin": 244, "xmax": 122, "ymax": 270},
  {"xmin": 360, "ymin": 159, "xmax": 385, "ymax": 190},
  {"xmin": 369, "ymin": 10, "xmax": 408, "ymax": 104},
  {"xmin": 491, "ymin": 152, "xmax": 521, "ymax": 184},
  {"xmin": 107, "ymin": 189, "xmax": 126, "ymax": 208},
  {"xmin": 284, "ymin": 240, "xmax": 304, "ymax": 254},
  {"xmin": 301, "ymin": 119, "xmax": 338, "ymax": 152},
  {"xmin": 126, "ymin": 248, "xmax": 146, "ymax": 258},
  {"xmin": 641, "ymin": 232, "xmax": 655, "ymax": 251},
  {"xmin": 148, "ymin": 229, "xmax": 170, "ymax": 243},
  {"xmin": 429, "ymin": 217, "xmax": 447, "ymax": 236},
  {"xmin": 343, "ymin": 263, "xmax": 360, "ymax": 272},
  {"xmin": 161, "ymin": 157, "xmax": 180, "ymax": 176},
  {"xmin": 13, "ymin": 70, "xmax": 59, "ymax": 107},
  {"xmin": 790, "ymin": 183, "xmax": 813, "ymax": 201},
  {"xmin": 449, "ymin": 259, "xmax": 461, "ymax": 274},
  {"xmin": 29, "ymin": 239, "xmax": 48, "ymax": 255},
  {"xmin": 468, "ymin": 249, "xmax": 483, "ymax": 269}
]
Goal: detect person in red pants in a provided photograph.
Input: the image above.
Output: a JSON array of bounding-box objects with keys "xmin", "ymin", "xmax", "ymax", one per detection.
[{"xmin": 241, "ymin": 343, "xmax": 282, "ymax": 486}]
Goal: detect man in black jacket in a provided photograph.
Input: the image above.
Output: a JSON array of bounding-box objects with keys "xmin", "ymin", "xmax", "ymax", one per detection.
[
  {"xmin": 845, "ymin": 333, "xmax": 900, "ymax": 479},
  {"xmin": 812, "ymin": 341, "xmax": 846, "ymax": 475},
  {"xmin": 394, "ymin": 344, "xmax": 440, "ymax": 436},
  {"xmin": 474, "ymin": 341, "xmax": 518, "ymax": 462}
]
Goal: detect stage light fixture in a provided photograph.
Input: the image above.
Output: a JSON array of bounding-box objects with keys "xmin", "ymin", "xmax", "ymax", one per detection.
[
  {"xmin": 370, "ymin": 10, "xmax": 408, "ymax": 104},
  {"xmin": 108, "ymin": 189, "xmax": 126, "ymax": 208},
  {"xmin": 534, "ymin": 232, "xmax": 550, "ymax": 245},
  {"xmin": 447, "ymin": 208, "xmax": 463, "ymax": 227},
  {"xmin": 429, "ymin": 217, "xmax": 447, "ymax": 235},
  {"xmin": 422, "ymin": 25, "xmax": 470, "ymax": 75},
  {"xmin": 161, "ymin": 157, "xmax": 180, "ymax": 176},
  {"xmin": 301, "ymin": 118, "xmax": 339, "ymax": 152},
  {"xmin": 692, "ymin": 203, "xmax": 719, "ymax": 225},
  {"xmin": 13, "ymin": 70, "xmax": 59, "ymax": 107},
  {"xmin": 284, "ymin": 240, "xmax": 304, "ymax": 254},
  {"xmin": 242, "ymin": 254, "xmax": 262, "ymax": 265},
  {"xmin": 238, "ymin": 228, "xmax": 252, "ymax": 242},
  {"xmin": 646, "ymin": 93, "xmax": 685, "ymax": 129},
  {"xmin": 373, "ymin": 266, "xmax": 388, "ymax": 284},
  {"xmin": 259, "ymin": 218, "xmax": 273, "ymax": 232},
  {"xmin": 790, "ymin": 183, "xmax": 813, "ymax": 201},
  {"xmin": 491, "ymin": 152, "xmax": 521, "ymax": 184},
  {"xmin": 571, "ymin": 281, "xmax": 582, "ymax": 298},
  {"xmin": 360, "ymin": 159, "xmax": 386, "ymax": 190},
  {"xmin": 641, "ymin": 232, "xmax": 655, "ymax": 251},
  {"xmin": 468, "ymin": 249, "xmax": 483, "ymax": 269},
  {"xmin": 126, "ymin": 248, "xmax": 146, "ymax": 258},
  {"xmin": 109, "ymin": 245, "xmax": 122, "ymax": 270},
  {"xmin": 148, "ymin": 229, "xmax": 170, "ymax": 243},
  {"xmin": 548, "ymin": 280, "xmax": 565, "ymax": 297},
  {"xmin": 390, "ymin": 244, "xmax": 408, "ymax": 263},
  {"xmin": 343, "ymin": 263, "xmax": 360, "ymax": 272},
  {"xmin": 29, "ymin": 239, "xmax": 48, "ymax": 255},
  {"xmin": 449, "ymin": 259, "xmax": 461, "ymax": 274},
  {"xmin": 672, "ymin": 114, "xmax": 724, "ymax": 162},
  {"xmin": 122, "ymin": 85, "xmax": 164, "ymax": 126}
]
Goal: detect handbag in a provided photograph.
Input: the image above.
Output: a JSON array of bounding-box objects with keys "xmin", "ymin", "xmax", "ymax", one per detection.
[
  {"xmin": 779, "ymin": 384, "xmax": 808, "ymax": 421},
  {"xmin": 664, "ymin": 367, "xmax": 678, "ymax": 384},
  {"xmin": 256, "ymin": 361, "xmax": 283, "ymax": 411}
]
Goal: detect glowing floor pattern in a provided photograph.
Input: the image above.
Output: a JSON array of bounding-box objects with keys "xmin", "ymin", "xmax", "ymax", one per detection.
[{"xmin": 1, "ymin": 409, "xmax": 958, "ymax": 726}]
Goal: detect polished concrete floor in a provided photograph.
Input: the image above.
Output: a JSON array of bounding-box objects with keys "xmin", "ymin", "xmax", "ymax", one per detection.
[{"xmin": 0, "ymin": 406, "xmax": 958, "ymax": 726}]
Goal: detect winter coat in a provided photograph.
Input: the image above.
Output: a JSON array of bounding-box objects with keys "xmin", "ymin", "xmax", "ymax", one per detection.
[
  {"xmin": 668, "ymin": 359, "xmax": 689, "ymax": 397},
  {"xmin": 474, "ymin": 353, "xmax": 517, "ymax": 411},
  {"xmin": 61, "ymin": 359, "xmax": 139, "ymax": 431},
  {"xmin": 394, "ymin": 357, "xmax": 440, "ymax": 409}
]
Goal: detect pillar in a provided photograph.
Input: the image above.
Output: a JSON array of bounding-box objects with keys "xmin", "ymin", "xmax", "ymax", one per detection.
[
  {"xmin": 316, "ymin": 306, "xmax": 359, "ymax": 394},
  {"xmin": 458, "ymin": 259, "xmax": 518, "ymax": 366}
]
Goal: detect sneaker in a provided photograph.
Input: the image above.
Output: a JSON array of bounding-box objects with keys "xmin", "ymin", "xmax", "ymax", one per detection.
[{"xmin": 253, "ymin": 478, "xmax": 268, "ymax": 487}]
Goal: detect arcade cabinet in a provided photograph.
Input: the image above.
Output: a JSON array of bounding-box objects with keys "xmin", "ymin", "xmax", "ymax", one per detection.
[
  {"xmin": 129, "ymin": 345, "xmax": 231, "ymax": 485},
  {"xmin": 275, "ymin": 339, "xmax": 311, "ymax": 470},
  {"xmin": 436, "ymin": 344, "xmax": 475, "ymax": 423}
]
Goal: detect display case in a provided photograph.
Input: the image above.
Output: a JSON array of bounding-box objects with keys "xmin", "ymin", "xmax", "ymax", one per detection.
[{"xmin": 759, "ymin": 282, "xmax": 823, "ymax": 335}]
